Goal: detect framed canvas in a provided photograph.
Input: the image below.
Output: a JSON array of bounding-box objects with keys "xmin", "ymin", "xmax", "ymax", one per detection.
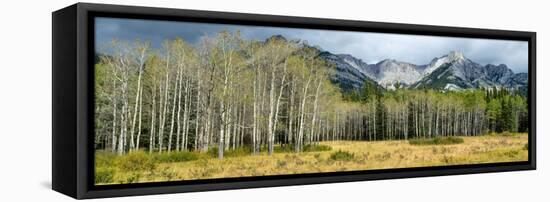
[{"xmin": 52, "ymin": 3, "xmax": 536, "ymax": 199}]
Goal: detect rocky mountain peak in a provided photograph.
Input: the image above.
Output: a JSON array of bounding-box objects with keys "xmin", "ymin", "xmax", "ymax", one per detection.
[{"xmin": 293, "ymin": 35, "xmax": 528, "ymax": 92}]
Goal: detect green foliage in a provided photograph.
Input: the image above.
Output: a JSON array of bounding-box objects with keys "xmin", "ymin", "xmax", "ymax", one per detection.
[
  {"xmin": 125, "ymin": 173, "xmax": 141, "ymax": 184},
  {"xmin": 303, "ymin": 144, "xmax": 332, "ymax": 152},
  {"xmin": 207, "ymin": 146, "xmax": 252, "ymax": 158},
  {"xmin": 95, "ymin": 151, "xmax": 117, "ymax": 168},
  {"xmin": 159, "ymin": 169, "xmax": 178, "ymax": 181},
  {"xmin": 503, "ymin": 150, "xmax": 520, "ymax": 158},
  {"xmin": 274, "ymin": 144, "xmax": 332, "ymax": 153},
  {"xmin": 409, "ymin": 137, "xmax": 464, "ymax": 145},
  {"xmin": 343, "ymin": 79, "xmax": 383, "ymax": 102},
  {"xmin": 154, "ymin": 151, "xmax": 199, "ymax": 163},
  {"xmin": 95, "ymin": 167, "xmax": 115, "ymax": 184},
  {"xmin": 273, "ymin": 145, "xmax": 294, "ymax": 153},
  {"xmin": 484, "ymin": 88, "xmax": 528, "ymax": 133},
  {"xmin": 116, "ymin": 151, "xmax": 156, "ymax": 172},
  {"xmin": 414, "ymin": 63, "xmax": 455, "ymax": 90},
  {"xmin": 276, "ymin": 160, "xmax": 287, "ymax": 168},
  {"xmin": 330, "ymin": 150, "xmax": 355, "ymax": 161},
  {"xmin": 314, "ymin": 153, "xmax": 321, "ymax": 159},
  {"xmin": 500, "ymin": 131, "xmax": 514, "ymax": 136},
  {"xmin": 523, "ymin": 143, "xmax": 529, "ymax": 150}
]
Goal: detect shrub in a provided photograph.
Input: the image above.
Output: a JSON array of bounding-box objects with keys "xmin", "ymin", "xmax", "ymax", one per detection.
[
  {"xmin": 274, "ymin": 145, "xmax": 294, "ymax": 153},
  {"xmin": 274, "ymin": 144, "xmax": 332, "ymax": 153},
  {"xmin": 276, "ymin": 160, "xmax": 287, "ymax": 168},
  {"xmin": 330, "ymin": 150, "xmax": 355, "ymax": 161},
  {"xmin": 303, "ymin": 144, "xmax": 332, "ymax": 152},
  {"xmin": 314, "ymin": 153, "xmax": 321, "ymax": 159},
  {"xmin": 116, "ymin": 151, "xmax": 156, "ymax": 172},
  {"xmin": 125, "ymin": 173, "xmax": 141, "ymax": 184},
  {"xmin": 501, "ymin": 131, "xmax": 513, "ymax": 136},
  {"xmin": 441, "ymin": 155, "xmax": 455, "ymax": 164},
  {"xmin": 154, "ymin": 151, "xmax": 199, "ymax": 163},
  {"xmin": 95, "ymin": 151, "xmax": 117, "ymax": 168},
  {"xmin": 503, "ymin": 150, "xmax": 520, "ymax": 158},
  {"xmin": 159, "ymin": 169, "xmax": 177, "ymax": 181},
  {"xmin": 374, "ymin": 151, "xmax": 391, "ymax": 161},
  {"xmin": 207, "ymin": 146, "xmax": 251, "ymax": 158},
  {"xmin": 95, "ymin": 167, "xmax": 115, "ymax": 184},
  {"xmin": 409, "ymin": 137, "xmax": 464, "ymax": 145},
  {"xmin": 523, "ymin": 143, "xmax": 529, "ymax": 150}
]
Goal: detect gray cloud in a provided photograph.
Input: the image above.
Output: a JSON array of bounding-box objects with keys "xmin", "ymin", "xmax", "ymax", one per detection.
[{"xmin": 96, "ymin": 17, "xmax": 528, "ymax": 73}]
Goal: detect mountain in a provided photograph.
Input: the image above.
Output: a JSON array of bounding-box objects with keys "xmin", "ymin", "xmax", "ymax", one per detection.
[
  {"xmin": 412, "ymin": 52, "xmax": 527, "ymax": 92},
  {"xmin": 366, "ymin": 59, "xmax": 423, "ymax": 89},
  {"xmin": 264, "ymin": 36, "xmax": 382, "ymax": 92},
  {"xmin": 421, "ymin": 51, "xmax": 467, "ymax": 76},
  {"xmin": 271, "ymin": 35, "xmax": 527, "ymax": 93},
  {"xmin": 317, "ymin": 48, "xmax": 527, "ymax": 92},
  {"xmin": 318, "ymin": 52, "xmax": 380, "ymax": 91}
]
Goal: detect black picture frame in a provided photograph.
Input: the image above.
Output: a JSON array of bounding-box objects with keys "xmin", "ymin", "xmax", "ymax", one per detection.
[{"xmin": 52, "ymin": 3, "xmax": 536, "ymax": 199}]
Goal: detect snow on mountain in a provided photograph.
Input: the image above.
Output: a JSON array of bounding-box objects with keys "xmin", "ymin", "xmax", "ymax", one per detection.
[
  {"xmin": 293, "ymin": 36, "xmax": 527, "ymax": 92},
  {"xmin": 412, "ymin": 52, "xmax": 527, "ymax": 92},
  {"xmin": 368, "ymin": 59, "xmax": 423, "ymax": 87},
  {"xmin": 422, "ymin": 51, "xmax": 466, "ymax": 76},
  {"xmin": 264, "ymin": 35, "xmax": 527, "ymax": 93}
]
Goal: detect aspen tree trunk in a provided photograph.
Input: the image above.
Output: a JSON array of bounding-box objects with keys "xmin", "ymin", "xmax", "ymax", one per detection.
[
  {"xmin": 136, "ymin": 85, "xmax": 143, "ymax": 150},
  {"xmin": 194, "ymin": 73, "xmax": 201, "ymax": 151},
  {"xmin": 130, "ymin": 49, "xmax": 146, "ymax": 151},
  {"xmin": 225, "ymin": 103, "xmax": 232, "ymax": 151},
  {"xmin": 233, "ymin": 105, "xmax": 240, "ymax": 149},
  {"xmin": 111, "ymin": 100, "xmax": 117, "ymax": 153},
  {"xmin": 239, "ymin": 105, "xmax": 246, "ymax": 147},
  {"xmin": 267, "ymin": 62, "xmax": 277, "ymax": 155},
  {"xmin": 182, "ymin": 78, "xmax": 191, "ymax": 151},
  {"xmin": 158, "ymin": 62, "xmax": 170, "ymax": 153},
  {"xmin": 252, "ymin": 68, "xmax": 259, "ymax": 155},
  {"xmin": 168, "ymin": 70, "xmax": 181, "ymax": 152},
  {"xmin": 296, "ymin": 76, "xmax": 311, "ymax": 152},
  {"xmin": 218, "ymin": 39, "xmax": 232, "ymax": 159},
  {"xmin": 309, "ymin": 80, "xmax": 322, "ymax": 145},
  {"xmin": 287, "ymin": 80, "xmax": 295, "ymax": 145},
  {"xmin": 117, "ymin": 65, "xmax": 129, "ymax": 155},
  {"xmin": 118, "ymin": 102, "xmax": 125, "ymax": 155},
  {"xmin": 260, "ymin": 70, "xmax": 269, "ymax": 150},
  {"xmin": 149, "ymin": 86, "xmax": 156, "ymax": 153},
  {"xmin": 219, "ymin": 80, "xmax": 228, "ymax": 159},
  {"xmin": 110, "ymin": 70, "xmax": 118, "ymax": 153},
  {"xmin": 202, "ymin": 64, "xmax": 216, "ymax": 152},
  {"xmin": 269, "ymin": 59, "xmax": 288, "ymax": 155},
  {"xmin": 156, "ymin": 85, "xmax": 163, "ymax": 151},
  {"xmin": 175, "ymin": 71, "xmax": 184, "ymax": 151}
]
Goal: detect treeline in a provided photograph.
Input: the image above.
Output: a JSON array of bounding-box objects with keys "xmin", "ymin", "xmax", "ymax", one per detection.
[
  {"xmin": 94, "ymin": 31, "xmax": 528, "ymax": 158},
  {"xmin": 342, "ymin": 83, "xmax": 528, "ymax": 141}
]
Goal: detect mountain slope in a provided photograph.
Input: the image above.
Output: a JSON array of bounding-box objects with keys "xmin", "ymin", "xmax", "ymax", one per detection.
[
  {"xmin": 412, "ymin": 54, "xmax": 527, "ymax": 91},
  {"xmin": 366, "ymin": 59, "xmax": 423, "ymax": 89},
  {"xmin": 284, "ymin": 35, "xmax": 527, "ymax": 93},
  {"xmin": 319, "ymin": 51, "xmax": 379, "ymax": 91}
]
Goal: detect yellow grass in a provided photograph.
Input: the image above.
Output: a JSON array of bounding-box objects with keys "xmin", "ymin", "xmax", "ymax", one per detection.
[{"xmin": 96, "ymin": 133, "xmax": 528, "ymax": 185}]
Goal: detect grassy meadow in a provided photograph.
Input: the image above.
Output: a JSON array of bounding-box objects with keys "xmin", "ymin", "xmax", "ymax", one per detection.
[{"xmin": 95, "ymin": 133, "xmax": 528, "ymax": 185}]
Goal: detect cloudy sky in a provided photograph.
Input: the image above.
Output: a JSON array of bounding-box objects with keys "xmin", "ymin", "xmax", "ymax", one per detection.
[{"xmin": 96, "ymin": 17, "xmax": 528, "ymax": 73}]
